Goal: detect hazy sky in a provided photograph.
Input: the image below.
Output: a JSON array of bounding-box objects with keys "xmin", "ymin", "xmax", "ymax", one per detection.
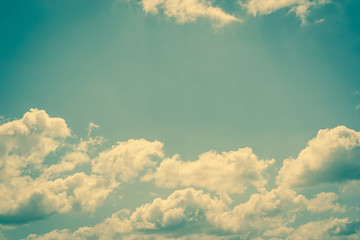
[{"xmin": 1, "ymin": 0, "xmax": 360, "ymax": 239}]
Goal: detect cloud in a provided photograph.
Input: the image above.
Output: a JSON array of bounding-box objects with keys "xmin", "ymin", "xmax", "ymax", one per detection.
[
  {"xmin": 129, "ymin": 188, "xmax": 227, "ymax": 230},
  {"xmin": 140, "ymin": 0, "xmax": 240, "ymax": 26},
  {"xmin": 305, "ymin": 192, "xmax": 344, "ymax": 213},
  {"xmin": 1, "ymin": 109, "xmax": 359, "ymax": 238},
  {"xmin": 24, "ymin": 187, "xmax": 344, "ymax": 239},
  {"xmin": 277, "ymin": 126, "xmax": 360, "ymax": 188},
  {"xmin": 240, "ymin": 0, "xmax": 330, "ymax": 24},
  {"xmin": 287, "ymin": 218, "xmax": 360, "ymax": 240},
  {"xmin": 212, "ymin": 187, "xmax": 342, "ymax": 235},
  {"xmin": 142, "ymin": 147, "xmax": 274, "ymax": 193},
  {"xmin": 92, "ymin": 139, "xmax": 164, "ymax": 182},
  {"xmin": 315, "ymin": 18, "xmax": 325, "ymax": 24},
  {"xmin": 25, "ymin": 188, "xmax": 228, "ymax": 239},
  {"xmin": 0, "ymin": 109, "xmax": 165, "ymax": 224},
  {"xmin": 87, "ymin": 122, "xmax": 99, "ymax": 137},
  {"xmin": 0, "ymin": 108, "xmax": 70, "ymax": 180},
  {"xmin": 42, "ymin": 152, "xmax": 90, "ymax": 178}
]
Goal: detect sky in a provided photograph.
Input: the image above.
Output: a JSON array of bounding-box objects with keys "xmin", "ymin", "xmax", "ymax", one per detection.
[{"xmin": 0, "ymin": 0, "xmax": 360, "ymax": 239}]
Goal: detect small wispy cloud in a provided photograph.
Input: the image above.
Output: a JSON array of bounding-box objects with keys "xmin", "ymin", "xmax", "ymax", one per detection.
[
  {"xmin": 240, "ymin": 0, "xmax": 330, "ymax": 25},
  {"xmin": 88, "ymin": 122, "xmax": 99, "ymax": 137},
  {"xmin": 315, "ymin": 18, "xmax": 325, "ymax": 24}
]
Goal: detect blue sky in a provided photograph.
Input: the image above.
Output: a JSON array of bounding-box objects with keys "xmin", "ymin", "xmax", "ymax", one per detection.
[{"xmin": 1, "ymin": 0, "xmax": 360, "ymax": 239}]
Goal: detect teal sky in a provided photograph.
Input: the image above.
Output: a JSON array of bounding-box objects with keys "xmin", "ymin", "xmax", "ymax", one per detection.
[{"xmin": 1, "ymin": 0, "xmax": 360, "ymax": 239}]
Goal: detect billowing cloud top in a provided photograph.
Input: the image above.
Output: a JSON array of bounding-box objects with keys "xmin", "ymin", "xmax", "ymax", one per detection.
[
  {"xmin": 277, "ymin": 126, "xmax": 360, "ymax": 188},
  {"xmin": 142, "ymin": 148, "xmax": 274, "ymax": 193},
  {"xmin": 1, "ymin": 109, "xmax": 360, "ymax": 239}
]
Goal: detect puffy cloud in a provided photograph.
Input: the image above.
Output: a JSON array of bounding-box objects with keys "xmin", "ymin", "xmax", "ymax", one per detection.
[
  {"xmin": 277, "ymin": 126, "xmax": 360, "ymax": 188},
  {"xmin": 2, "ymin": 111, "xmax": 357, "ymax": 238},
  {"xmin": 42, "ymin": 152, "xmax": 90, "ymax": 178},
  {"xmin": 25, "ymin": 187, "xmax": 344, "ymax": 239},
  {"xmin": 0, "ymin": 108, "xmax": 70, "ymax": 180},
  {"xmin": 142, "ymin": 147, "xmax": 274, "ymax": 193},
  {"xmin": 0, "ymin": 162, "xmax": 117, "ymax": 224},
  {"xmin": 92, "ymin": 139, "xmax": 164, "ymax": 182},
  {"xmin": 288, "ymin": 218, "xmax": 360, "ymax": 240},
  {"xmin": 75, "ymin": 136, "xmax": 104, "ymax": 153},
  {"xmin": 26, "ymin": 230, "xmax": 223, "ymax": 240},
  {"xmin": 305, "ymin": 192, "xmax": 344, "ymax": 213},
  {"xmin": 212, "ymin": 187, "xmax": 342, "ymax": 235},
  {"xmin": 141, "ymin": 0, "xmax": 240, "ymax": 26},
  {"xmin": 25, "ymin": 188, "xmax": 228, "ymax": 239},
  {"xmin": 240, "ymin": 0, "xmax": 330, "ymax": 24},
  {"xmin": 129, "ymin": 188, "xmax": 227, "ymax": 230},
  {"xmin": 0, "ymin": 109, "xmax": 165, "ymax": 224}
]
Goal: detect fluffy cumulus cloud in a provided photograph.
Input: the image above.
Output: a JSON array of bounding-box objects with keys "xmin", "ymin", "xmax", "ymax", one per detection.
[
  {"xmin": 142, "ymin": 148, "xmax": 274, "ymax": 193},
  {"xmin": 0, "ymin": 109, "xmax": 164, "ymax": 224},
  {"xmin": 92, "ymin": 139, "xmax": 164, "ymax": 182},
  {"xmin": 0, "ymin": 108, "xmax": 70, "ymax": 180},
  {"xmin": 24, "ymin": 187, "xmax": 349, "ymax": 239},
  {"xmin": 129, "ymin": 188, "xmax": 228, "ymax": 230},
  {"xmin": 277, "ymin": 126, "xmax": 360, "ymax": 188},
  {"xmin": 240, "ymin": 0, "xmax": 330, "ymax": 24},
  {"xmin": 140, "ymin": 0, "xmax": 240, "ymax": 26},
  {"xmin": 212, "ymin": 187, "xmax": 343, "ymax": 236},
  {"xmin": 25, "ymin": 188, "xmax": 228, "ymax": 240},
  {"xmin": 287, "ymin": 218, "xmax": 360, "ymax": 240},
  {"xmin": 2, "ymin": 109, "xmax": 360, "ymax": 239}
]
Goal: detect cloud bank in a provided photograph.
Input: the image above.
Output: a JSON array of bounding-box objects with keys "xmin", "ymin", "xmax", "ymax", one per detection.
[{"xmin": 0, "ymin": 109, "xmax": 359, "ymax": 239}]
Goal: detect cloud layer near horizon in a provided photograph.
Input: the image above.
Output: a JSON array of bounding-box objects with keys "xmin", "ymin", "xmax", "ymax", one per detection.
[{"xmin": 1, "ymin": 109, "xmax": 360, "ymax": 239}]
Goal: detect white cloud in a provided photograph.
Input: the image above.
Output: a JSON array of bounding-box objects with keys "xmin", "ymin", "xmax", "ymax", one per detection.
[
  {"xmin": 25, "ymin": 188, "xmax": 228, "ymax": 239},
  {"xmin": 277, "ymin": 126, "xmax": 360, "ymax": 188},
  {"xmin": 74, "ymin": 136, "xmax": 104, "ymax": 153},
  {"xmin": 0, "ymin": 108, "xmax": 70, "ymax": 180},
  {"xmin": 305, "ymin": 192, "xmax": 344, "ymax": 213},
  {"xmin": 212, "ymin": 187, "xmax": 342, "ymax": 235},
  {"xmin": 141, "ymin": 0, "xmax": 240, "ymax": 26},
  {"xmin": 92, "ymin": 139, "xmax": 164, "ymax": 182},
  {"xmin": 315, "ymin": 18, "xmax": 325, "ymax": 24},
  {"xmin": 25, "ymin": 187, "xmax": 345, "ymax": 239},
  {"xmin": 240, "ymin": 0, "xmax": 330, "ymax": 24},
  {"xmin": 142, "ymin": 147, "xmax": 274, "ymax": 193},
  {"xmin": 288, "ymin": 218, "xmax": 360, "ymax": 240},
  {"xmin": 2, "ymin": 110, "xmax": 358, "ymax": 239},
  {"xmin": 87, "ymin": 122, "xmax": 99, "ymax": 137},
  {"xmin": 129, "ymin": 188, "xmax": 227, "ymax": 230},
  {"xmin": 42, "ymin": 152, "xmax": 90, "ymax": 178},
  {"xmin": 0, "ymin": 109, "xmax": 165, "ymax": 224}
]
